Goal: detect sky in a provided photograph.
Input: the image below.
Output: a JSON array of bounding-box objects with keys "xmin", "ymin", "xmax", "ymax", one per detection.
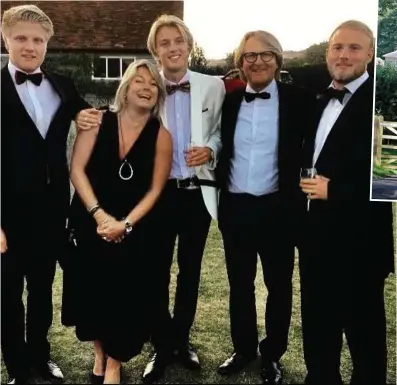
[{"xmin": 184, "ymin": 0, "xmax": 379, "ymax": 59}]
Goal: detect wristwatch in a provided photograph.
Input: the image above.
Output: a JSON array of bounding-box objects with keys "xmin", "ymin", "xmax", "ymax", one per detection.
[{"xmin": 124, "ymin": 218, "xmax": 133, "ymax": 235}]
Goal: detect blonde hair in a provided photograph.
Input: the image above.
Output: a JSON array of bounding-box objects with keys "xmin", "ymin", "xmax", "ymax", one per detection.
[
  {"xmin": 1, "ymin": 4, "xmax": 54, "ymax": 40},
  {"xmin": 329, "ymin": 20, "xmax": 375, "ymax": 49},
  {"xmin": 147, "ymin": 14, "xmax": 194, "ymax": 62},
  {"xmin": 234, "ymin": 30, "xmax": 284, "ymax": 81},
  {"xmin": 110, "ymin": 59, "xmax": 166, "ymax": 120}
]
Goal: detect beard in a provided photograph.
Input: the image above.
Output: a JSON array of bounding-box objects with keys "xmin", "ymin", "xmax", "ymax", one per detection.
[{"xmin": 328, "ymin": 63, "xmax": 367, "ymax": 85}]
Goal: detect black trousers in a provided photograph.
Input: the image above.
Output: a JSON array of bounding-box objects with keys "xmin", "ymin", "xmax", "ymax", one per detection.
[
  {"xmin": 1, "ymin": 247, "xmax": 57, "ymax": 378},
  {"xmin": 150, "ymin": 181, "xmax": 212, "ymax": 352},
  {"xmin": 218, "ymin": 191, "xmax": 295, "ymax": 360},
  {"xmin": 298, "ymin": 213, "xmax": 388, "ymax": 385}
]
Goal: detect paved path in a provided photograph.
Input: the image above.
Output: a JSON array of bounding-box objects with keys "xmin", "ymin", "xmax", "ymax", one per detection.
[{"xmin": 372, "ymin": 176, "xmax": 397, "ymax": 201}]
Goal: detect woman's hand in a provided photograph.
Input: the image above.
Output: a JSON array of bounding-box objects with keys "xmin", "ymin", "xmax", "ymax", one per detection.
[
  {"xmin": 93, "ymin": 209, "xmax": 113, "ymax": 227},
  {"xmin": 97, "ymin": 218, "xmax": 125, "ymax": 243},
  {"xmin": 1, "ymin": 228, "xmax": 8, "ymax": 253}
]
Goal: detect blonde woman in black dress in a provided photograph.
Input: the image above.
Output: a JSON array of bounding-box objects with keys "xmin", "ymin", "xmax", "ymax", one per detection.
[{"xmin": 66, "ymin": 60, "xmax": 172, "ymax": 384}]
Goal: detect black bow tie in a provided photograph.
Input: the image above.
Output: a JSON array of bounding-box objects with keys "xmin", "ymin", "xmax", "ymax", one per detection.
[
  {"xmin": 15, "ymin": 70, "xmax": 43, "ymax": 86},
  {"xmin": 244, "ymin": 91, "xmax": 271, "ymax": 103},
  {"xmin": 322, "ymin": 87, "xmax": 349, "ymax": 104},
  {"xmin": 166, "ymin": 81, "xmax": 191, "ymax": 95}
]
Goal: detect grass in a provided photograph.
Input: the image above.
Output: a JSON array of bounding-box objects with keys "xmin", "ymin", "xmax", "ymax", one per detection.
[
  {"xmin": 1, "ymin": 205, "xmax": 396, "ymax": 384},
  {"xmin": 373, "ymin": 164, "xmax": 397, "ymax": 178},
  {"xmin": 373, "ymin": 149, "xmax": 397, "ymax": 178}
]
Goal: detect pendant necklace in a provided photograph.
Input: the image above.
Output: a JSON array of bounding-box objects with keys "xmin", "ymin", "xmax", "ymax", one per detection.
[{"xmin": 118, "ymin": 115, "xmax": 134, "ymax": 181}]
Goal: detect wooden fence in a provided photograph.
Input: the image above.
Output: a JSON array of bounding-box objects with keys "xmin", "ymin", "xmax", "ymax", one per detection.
[{"xmin": 373, "ymin": 116, "xmax": 397, "ymax": 169}]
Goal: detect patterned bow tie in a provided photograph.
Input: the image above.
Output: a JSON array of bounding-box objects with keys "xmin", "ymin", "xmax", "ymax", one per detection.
[
  {"xmin": 322, "ymin": 87, "xmax": 350, "ymax": 104},
  {"xmin": 166, "ymin": 81, "xmax": 191, "ymax": 95},
  {"xmin": 15, "ymin": 70, "xmax": 43, "ymax": 86},
  {"xmin": 244, "ymin": 91, "xmax": 271, "ymax": 103}
]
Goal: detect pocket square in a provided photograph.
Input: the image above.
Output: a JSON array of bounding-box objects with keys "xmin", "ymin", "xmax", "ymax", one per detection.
[{"xmin": 202, "ymin": 108, "xmax": 209, "ymax": 113}]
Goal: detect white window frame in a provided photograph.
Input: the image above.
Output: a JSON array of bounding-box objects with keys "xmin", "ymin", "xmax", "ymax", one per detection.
[{"xmin": 92, "ymin": 56, "xmax": 136, "ymax": 80}]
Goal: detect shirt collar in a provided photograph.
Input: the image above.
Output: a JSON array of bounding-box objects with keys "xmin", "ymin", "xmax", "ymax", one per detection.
[
  {"xmin": 246, "ymin": 78, "xmax": 277, "ymax": 96},
  {"xmin": 8, "ymin": 61, "xmax": 42, "ymax": 85},
  {"xmin": 329, "ymin": 71, "xmax": 369, "ymax": 95},
  {"xmin": 161, "ymin": 69, "xmax": 190, "ymax": 85}
]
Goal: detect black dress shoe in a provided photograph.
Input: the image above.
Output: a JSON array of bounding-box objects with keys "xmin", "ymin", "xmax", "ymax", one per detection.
[
  {"xmin": 7, "ymin": 377, "xmax": 29, "ymax": 385},
  {"xmin": 174, "ymin": 344, "xmax": 200, "ymax": 370},
  {"xmin": 217, "ymin": 353, "xmax": 257, "ymax": 375},
  {"xmin": 261, "ymin": 360, "xmax": 283, "ymax": 385},
  {"xmin": 142, "ymin": 353, "xmax": 168, "ymax": 384},
  {"xmin": 89, "ymin": 370, "xmax": 105, "ymax": 384}
]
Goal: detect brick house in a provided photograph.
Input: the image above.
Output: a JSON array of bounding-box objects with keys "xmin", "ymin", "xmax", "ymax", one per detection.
[{"xmin": 1, "ymin": 1, "xmax": 184, "ymax": 79}]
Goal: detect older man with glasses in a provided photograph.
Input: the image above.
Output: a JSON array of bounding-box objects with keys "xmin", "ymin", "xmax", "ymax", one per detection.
[{"xmin": 215, "ymin": 30, "xmax": 316, "ymax": 385}]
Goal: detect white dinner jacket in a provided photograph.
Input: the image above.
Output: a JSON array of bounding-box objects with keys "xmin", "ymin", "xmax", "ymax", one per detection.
[{"xmin": 160, "ymin": 71, "xmax": 225, "ymax": 220}]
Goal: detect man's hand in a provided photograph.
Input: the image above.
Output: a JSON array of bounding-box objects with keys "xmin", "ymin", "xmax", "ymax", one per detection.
[
  {"xmin": 1, "ymin": 228, "xmax": 8, "ymax": 253},
  {"xmin": 75, "ymin": 108, "xmax": 103, "ymax": 131},
  {"xmin": 300, "ymin": 175, "xmax": 330, "ymax": 200},
  {"xmin": 185, "ymin": 146, "xmax": 212, "ymax": 167}
]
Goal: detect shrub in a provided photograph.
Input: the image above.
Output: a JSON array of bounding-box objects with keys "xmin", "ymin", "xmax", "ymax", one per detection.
[
  {"xmin": 43, "ymin": 53, "xmax": 119, "ymax": 102},
  {"xmin": 376, "ymin": 64, "xmax": 397, "ymax": 121}
]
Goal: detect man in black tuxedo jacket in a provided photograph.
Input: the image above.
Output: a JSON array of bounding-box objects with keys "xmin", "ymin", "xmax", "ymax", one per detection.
[
  {"xmin": 1, "ymin": 5, "xmax": 93, "ymax": 384},
  {"xmin": 299, "ymin": 20, "xmax": 394, "ymax": 385},
  {"xmin": 216, "ymin": 30, "xmax": 316, "ymax": 384}
]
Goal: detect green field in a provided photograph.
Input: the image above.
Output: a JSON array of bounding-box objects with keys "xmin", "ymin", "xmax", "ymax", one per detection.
[{"xmin": 2, "ymin": 207, "xmax": 396, "ymax": 384}]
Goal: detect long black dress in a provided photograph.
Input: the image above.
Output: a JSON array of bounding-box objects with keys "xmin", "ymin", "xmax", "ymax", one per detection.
[{"xmin": 63, "ymin": 110, "xmax": 160, "ymax": 362}]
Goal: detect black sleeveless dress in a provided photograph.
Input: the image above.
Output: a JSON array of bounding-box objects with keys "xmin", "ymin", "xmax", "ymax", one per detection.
[{"xmin": 63, "ymin": 111, "xmax": 160, "ymax": 362}]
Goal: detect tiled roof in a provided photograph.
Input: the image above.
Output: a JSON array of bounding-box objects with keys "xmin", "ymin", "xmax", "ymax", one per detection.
[{"xmin": 1, "ymin": 1, "xmax": 184, "ymax": 52}]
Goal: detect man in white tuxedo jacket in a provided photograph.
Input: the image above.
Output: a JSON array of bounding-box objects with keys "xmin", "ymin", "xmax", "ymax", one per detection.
[
  {"xmin": 143, "ymin": 14, "xmax": 225, "ymax": 383},
  {"xmin": 76, "ymin": 14, "xmax": 225, "ymax": 384}
]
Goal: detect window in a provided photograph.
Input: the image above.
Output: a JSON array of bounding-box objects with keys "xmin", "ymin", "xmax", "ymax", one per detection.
[{"xmin": 92, "ymin": 56, "xmax": 136, "ymax": 80}]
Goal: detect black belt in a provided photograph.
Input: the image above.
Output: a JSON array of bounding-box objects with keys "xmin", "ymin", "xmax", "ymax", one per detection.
[{"xmin": 168, "ymin": 176, "xmax": 218, "ymax": 189}]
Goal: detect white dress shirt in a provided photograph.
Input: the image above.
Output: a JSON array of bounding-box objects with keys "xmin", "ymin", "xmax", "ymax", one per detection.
[
  {"xmin": 229, "ymin": 79, "xmax": 279, "ymax": 196},
  {"xmin": 8, "ymin": 61, "xmax": 61, "ymax": 138},
  {"xmin": 313, "ymin": 71, "xmax": 369, "ymax": 165},
  {"xmin": 161, "ymin": 70, "xmax": 192, "ymax": 179}
]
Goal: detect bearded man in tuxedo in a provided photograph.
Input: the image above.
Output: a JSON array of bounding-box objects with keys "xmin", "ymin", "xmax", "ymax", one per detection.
[{"xmin": 298, "ymin": 20, "xmax": 394, "ymax": 385}]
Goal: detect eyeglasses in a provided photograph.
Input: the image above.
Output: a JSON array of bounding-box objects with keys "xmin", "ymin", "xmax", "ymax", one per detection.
[{"xmin": 242, "ymin": 51, "xmax": 275, "ymax": 63}]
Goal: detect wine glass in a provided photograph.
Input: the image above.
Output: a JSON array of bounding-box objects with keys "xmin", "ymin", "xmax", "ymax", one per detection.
[
  {"xmin": 300, "ymin": 167, "xmax": 317, "ymax": 211},
  {"xmin": 184, "ymin": 140, "xmax": 197, "ymax": 189}
]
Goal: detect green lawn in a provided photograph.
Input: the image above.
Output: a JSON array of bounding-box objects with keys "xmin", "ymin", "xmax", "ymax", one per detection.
[
  {"xmin": 373, "ymin": 164, "xmax": 397, "ymax": 178},
  {"xmin": 374, "ymin": 148, "xmax": 397, "ymax": 177},
  {"xmin": 2, "ymin": 207, "xmax": 396, "ymax": 384}
]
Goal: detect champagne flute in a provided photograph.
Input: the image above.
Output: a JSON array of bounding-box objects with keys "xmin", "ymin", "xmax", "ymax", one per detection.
[
  {"xmin": 300, "ymin": 167, "xmax": 317, "ymax": 211},
  {"xmin": 184, "ymin": 140, "xmax": 197, "ymax": 189}
]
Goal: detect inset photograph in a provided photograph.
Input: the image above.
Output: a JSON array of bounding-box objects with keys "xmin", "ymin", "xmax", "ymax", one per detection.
[{"xmin": 371, "ymin": 0, "xmax": 397, "ymax": 201}]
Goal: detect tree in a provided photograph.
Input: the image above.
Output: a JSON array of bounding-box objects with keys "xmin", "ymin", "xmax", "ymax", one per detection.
[
  {"xmin": 377, "ymin": 0, "xmax": 397, "ymax": 57},
  {"xmin": 225, "ymin": 50, "xmax": 236, "ymax": 71},
  {"xmin": 189, "ymin": 43, "xmax": 208, "ymax": 72},
  {"xmin": 302, "ymin": 41, "xmax": 328, "ymax": 65},
  {"xmin": 378, "ymin": 0, "xmax": 397, "ymax": 17}
]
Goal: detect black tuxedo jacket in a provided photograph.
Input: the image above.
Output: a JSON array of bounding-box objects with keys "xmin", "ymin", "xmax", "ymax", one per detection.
[
  {"xmin": 302, "ymin": 77, "xmax": 394, "ymax": 277},
  {"xmin": 216, "ymin": 82, "xmax": 317, "ymax": 217},
  {"xmin": 1, "ymin": 66, "xmax": 90, "ymax": 251}
]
